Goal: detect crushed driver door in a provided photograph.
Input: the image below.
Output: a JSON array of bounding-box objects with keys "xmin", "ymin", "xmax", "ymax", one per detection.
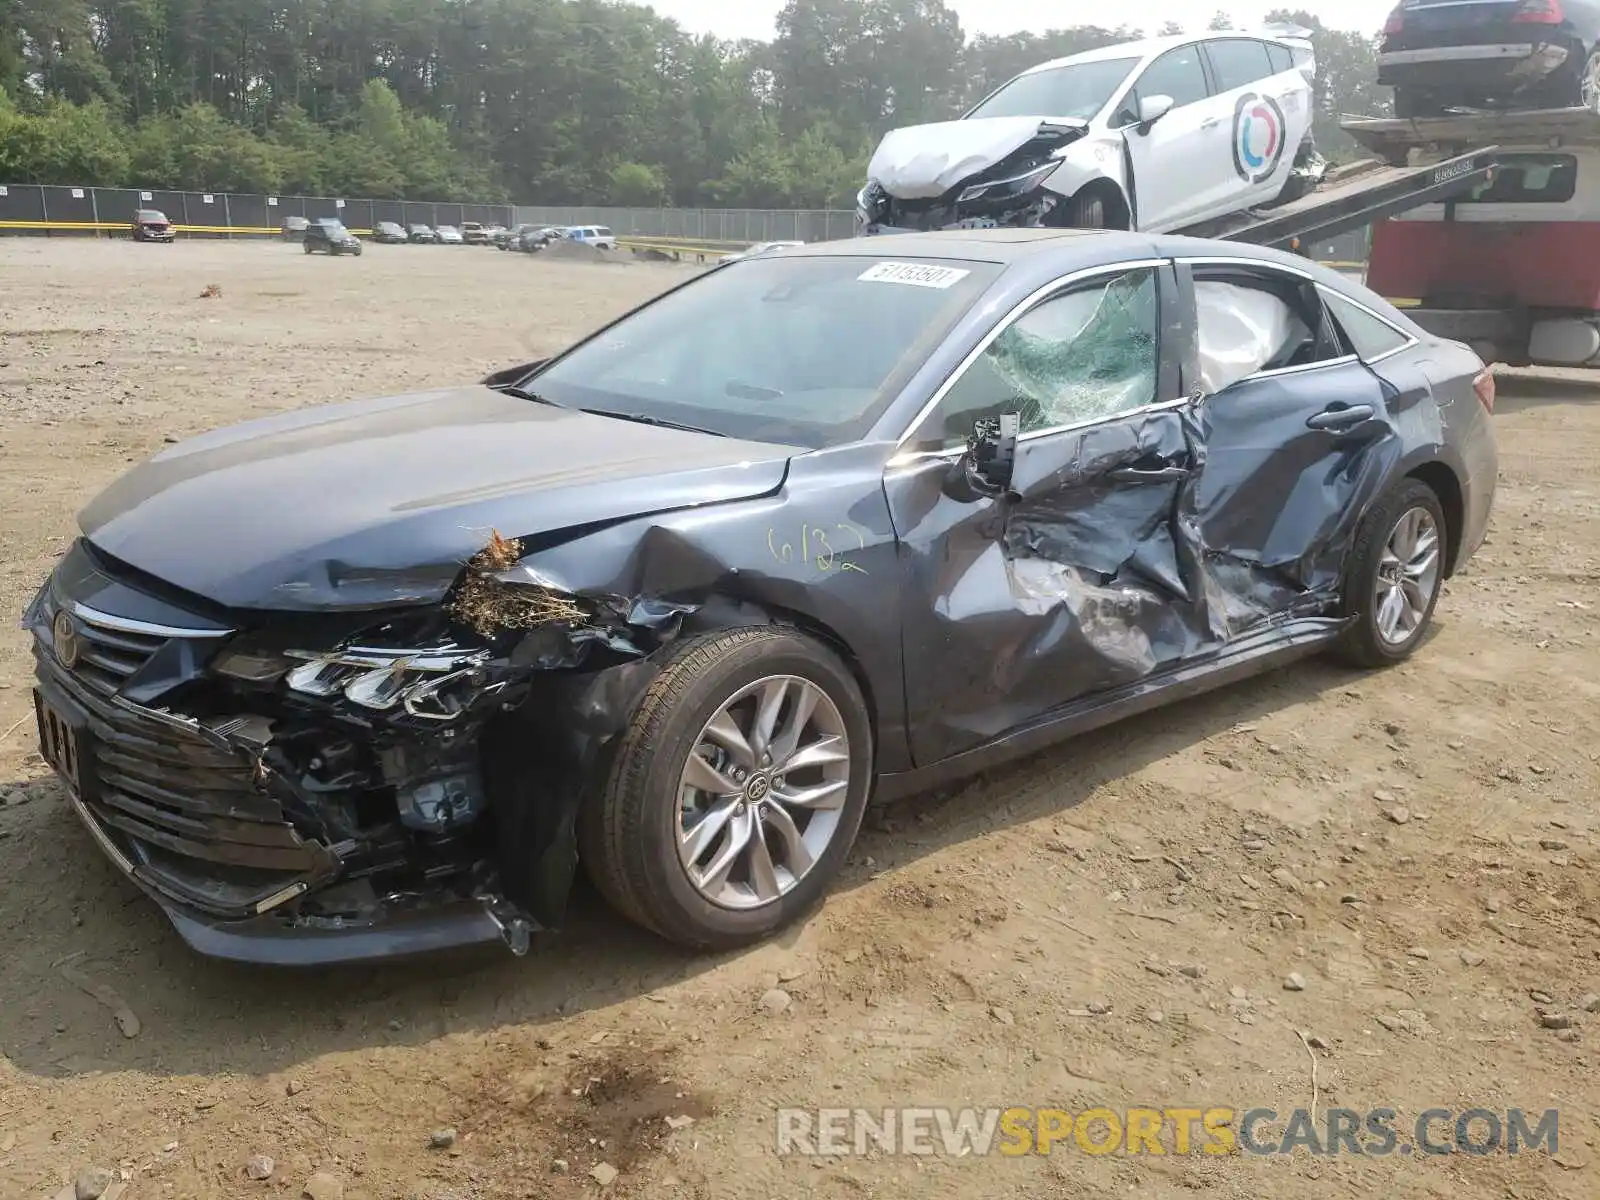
[{"xmin": 883, "ymin": 259, "xmax": 1208, "ymax": 766}]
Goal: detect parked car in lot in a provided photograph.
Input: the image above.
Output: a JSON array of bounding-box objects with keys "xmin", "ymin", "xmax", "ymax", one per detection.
[
  {"xmin": 461, "ymin": 221, "xmax": 491, "ymax": 245},
  {"xmin": 280, "ymin": 216, "xmax": 310, "ymax": 242},
  {"xmin": 408, "ymin": 223, "xmax": 438, "ymax": 243},
  {"xmin": 302, "ymin": 217, "xmax": 362, "ymax": 256},
  {"xmin": 24, "ymin": 229, "xmax": 1497, "ymax": 965},
  {"xmin": 857, "ymin": 28, "xmax": 1325, "ymax": 235},
  {"xmin": 1378, "ymin": 0, "xmax": 1600, "ymax": 116},
  {"xmin": 515, "ymin": 225, "xmax": 561, "ymax": 252},
  {"xmin": 495, "ymin": 223, "xmax": 535, "ymax": 249},
  {"xmin": 371, "ymin": 220, "xmax": 409, "ymax": 244},
  {"xmin": 721, "ymin": 240, "xmax": 806, "ymax": 262},
  {"xmin": 481, "ymin": 224, "xmax": 508, "ymax": 245},
  {"xmin": 435, "ymin": 225, "xmax": 466, "ymax": 245},
  {"xmin": 130, "ymin": 209, "xmax": 175, "ymax": 242},
  {"xmin": 564, "ymin": 225, "xmax": 618, "ymax": 249}
]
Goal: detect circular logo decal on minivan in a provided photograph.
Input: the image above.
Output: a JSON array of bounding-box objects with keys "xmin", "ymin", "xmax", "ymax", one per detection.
[{"xmin": 1233, "ymin": 92, "xmax": 1287, "ymax": 184}]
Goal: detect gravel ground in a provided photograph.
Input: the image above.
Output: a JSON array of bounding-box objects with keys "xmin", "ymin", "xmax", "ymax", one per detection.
[{"xmin": 0, "ymin": 238, "xmax": 1596, "ymax": 1200}]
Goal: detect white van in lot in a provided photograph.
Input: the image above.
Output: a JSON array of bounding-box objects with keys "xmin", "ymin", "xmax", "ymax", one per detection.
[
  {"xmin": 564, "ymin": 225, "xmax": 618, "ymax": 250},
  {"xmin": 857, "ymin": 28, "xmax": 1325, "ymax": 236}
]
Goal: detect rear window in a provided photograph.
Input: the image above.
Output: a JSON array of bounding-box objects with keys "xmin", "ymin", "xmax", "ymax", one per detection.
[
  {"xmin": 1458, "ymin": 153, "xmax": 1578, "ymax": 204},
  {"xmin": 1206, "ymin": 38, "xmax": 1275, "ymax": 92}
]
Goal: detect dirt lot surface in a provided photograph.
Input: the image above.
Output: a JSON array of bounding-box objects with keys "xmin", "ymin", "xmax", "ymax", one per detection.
[{"xmin": 0, "ymin": 238, "xmax": 1597, "ymax": 1200}]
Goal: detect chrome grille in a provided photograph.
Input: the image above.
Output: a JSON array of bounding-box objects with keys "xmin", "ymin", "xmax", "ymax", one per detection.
[{"xmin": 48, "ymin": 600, "xmax": 229, "ymax": 696}]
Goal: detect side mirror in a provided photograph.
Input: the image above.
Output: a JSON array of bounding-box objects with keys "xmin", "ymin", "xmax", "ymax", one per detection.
[
  {"xmin": 963, "ymin": 413, "xmax": 1019, "ymax": 496},
  {"xmin": 1137, "ymin": 94, "xmax": 1174, "ymax": 130}
]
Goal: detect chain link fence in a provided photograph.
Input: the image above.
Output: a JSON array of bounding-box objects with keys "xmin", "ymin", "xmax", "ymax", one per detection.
[
  {"xmin": 1, "ymin": 183, "xmax": 1372, "ymax": 264},
  {"xmin": 0, "ymin": 183, "xmax": 514, "ymax": 236}
]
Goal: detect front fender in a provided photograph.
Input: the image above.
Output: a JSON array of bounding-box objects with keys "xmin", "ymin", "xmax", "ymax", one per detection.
[{"xmin": 1045, "ymin": 135, "xmax": 1131, "ymax": 205}]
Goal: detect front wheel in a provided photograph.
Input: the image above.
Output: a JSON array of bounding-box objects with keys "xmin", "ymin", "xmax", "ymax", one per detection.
[
  {"xmin": 1067, "ymin": 189, "xmax": 1108, "ymax": 229},
  {"xmin": 580, "ymin": 626, "xmax": 873, "ymax": 950},
  {"xmin": 303, "ymin": 240, "xmax": 315, "ymax": 254},
  {"xmin": 1333, "ymin": 479, "xmax": 1448, "ymax": 668},
  {"xmin": 1577, "ymin": 49, "xmax": 1600, "ymax": 112}
]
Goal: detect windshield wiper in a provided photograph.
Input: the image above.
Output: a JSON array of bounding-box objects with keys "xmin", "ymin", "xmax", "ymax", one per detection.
[
  {"xmin": 497, "ymin": 384, "xmax": 563, "ymax": 406},
  {"xmin": 579, "ymin": 408, "xmax": 728, "ymax": 437}
]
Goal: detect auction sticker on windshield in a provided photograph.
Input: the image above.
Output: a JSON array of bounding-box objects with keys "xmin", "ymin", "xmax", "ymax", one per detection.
[{"xmin": 858, "ymin": 262, "xmax": 972, "ymax": 289}]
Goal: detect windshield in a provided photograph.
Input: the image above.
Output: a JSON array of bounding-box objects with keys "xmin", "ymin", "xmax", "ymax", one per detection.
[
  {"xmin": 967, "ymin": 56, "xmax": 1140, "ymax": 121},
  {"xmin": 525, "ymin": 255, "xmax": 1001, "ymax": 449}
]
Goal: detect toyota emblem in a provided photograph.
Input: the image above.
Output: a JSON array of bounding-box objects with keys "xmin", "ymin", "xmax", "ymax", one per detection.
[{"xmin": 52, "ymin": 609, "xmax": 81, "ymax": 670}]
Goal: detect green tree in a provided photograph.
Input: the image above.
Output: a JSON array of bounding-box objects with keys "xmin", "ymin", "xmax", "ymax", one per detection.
[{"xmin": 609, "ymin": 161, "xmax": 669, "ymax": 205}]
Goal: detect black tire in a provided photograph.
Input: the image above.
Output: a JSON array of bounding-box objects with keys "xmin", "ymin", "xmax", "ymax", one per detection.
[
  {"xmin": 1332, "ymin": 479, "xmax": 1448, "ymax": 669},
  {"xmin": 1067, "ymin": 189, "xmax": 1107, "ymax": 229},
  {"xmin": 579, "ymin": 626, "xmax": 873, "ymax": 950},
  {"xmin": 303, "ymin": 240, "xmax": 315, "ymax": 254}
]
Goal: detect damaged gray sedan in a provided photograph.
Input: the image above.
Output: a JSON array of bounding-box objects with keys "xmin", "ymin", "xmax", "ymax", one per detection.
[{"xmin": 24, "ymin": 229, "xmax": 1498, "ymax": 965}]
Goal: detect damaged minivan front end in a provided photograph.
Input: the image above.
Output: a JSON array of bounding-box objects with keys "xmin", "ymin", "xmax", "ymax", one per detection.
[
  {"xmin": 24, "ymin": 529, "xmax": 699, "ymax": 965},
  {"xmin": 856, "ymin": 118, "xmax": 1093, "ymax": 234}
]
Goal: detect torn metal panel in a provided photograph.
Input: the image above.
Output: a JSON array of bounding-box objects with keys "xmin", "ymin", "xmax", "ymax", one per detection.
[{"xmin": 1186, "ymin": 358, "xmax": 1404, "ymax": 600}]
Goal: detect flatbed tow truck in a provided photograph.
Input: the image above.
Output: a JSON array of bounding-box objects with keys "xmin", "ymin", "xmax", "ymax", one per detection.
[{"xmin": 1190, "ymin": 104, "xmax": 1600, "ymax": 369}]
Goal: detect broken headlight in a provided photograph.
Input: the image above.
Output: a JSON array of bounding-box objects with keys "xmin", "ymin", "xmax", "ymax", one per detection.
[
  {"xmin": 282, "ymin": 645, "xmax": 494, "ymax": 720},
  {"xmin": 957, "ymin": 161, "xmax": 1058, "ymax": 205}
]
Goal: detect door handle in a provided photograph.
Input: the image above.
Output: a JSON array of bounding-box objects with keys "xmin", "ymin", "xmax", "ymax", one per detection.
[
  {"xmin": 1201, "ymin": 117, "xmax": 1222, "ymax": 129},
  {"xmin": 1108, "ymin": 465, "xmax": 1189, "ymax": 483},
  {"xmin": 1306, "ymin": 403, "xmax": 1376, "ymax": 430}
]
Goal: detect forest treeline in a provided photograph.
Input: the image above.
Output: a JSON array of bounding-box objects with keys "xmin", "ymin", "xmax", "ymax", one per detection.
[{"xmin": 0, "ymin": 1, "xmax": 1387, "ymax": 204}]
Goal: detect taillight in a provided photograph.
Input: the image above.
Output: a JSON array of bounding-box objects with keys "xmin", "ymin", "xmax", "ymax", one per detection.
[
  {"xmin": 1472, "ymin": 368, "xmax": 1496, "ymax": 413},
  {"xmin": 1512, "ymin": 0, "xmax": 1563, "ymax": 22},
  {"xmin": 1383, "ymin": 3, "xmax": 1405, "ymax": 33}
]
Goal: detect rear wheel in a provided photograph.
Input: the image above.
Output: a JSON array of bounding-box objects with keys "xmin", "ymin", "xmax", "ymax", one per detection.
[
  {"xmin": 580, "ymin": 626, "xmax": 873, "ymax": 950},
  {"xmin": 303, "ymin": 240, "xmax": 315, "ymax": 254},
  {"xmin": 1578, "ymin": 49, "xmax": 1600, "ymax": 112},
  {"xmin": 1333, "ymin": 479, "xmax": 1448, "ymax": 668}
]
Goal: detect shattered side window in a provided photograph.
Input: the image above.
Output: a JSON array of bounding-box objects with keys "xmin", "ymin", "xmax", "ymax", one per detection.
[
  {"xmin": 916, "ymin": 268, "xmax": 1160, "ymax": 448},
  {"xmin": 1194, "ymin": 280, "xmax": 1313, "ymax": 394}
]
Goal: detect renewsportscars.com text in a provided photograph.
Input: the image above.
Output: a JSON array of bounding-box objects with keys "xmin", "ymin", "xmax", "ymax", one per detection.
[{"xmin": 775, "ymin": 1106, "xmax": 1560, "ymax": 1158}]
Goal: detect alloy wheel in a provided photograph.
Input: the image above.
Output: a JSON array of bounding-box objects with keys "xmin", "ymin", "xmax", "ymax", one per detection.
[
  {"xmin": 675, "ymin": 674, "xmax": 852, "ymax": 910},
  {"xmin": 1583, "ymin": 52, "xmax": 1600, "ymax": 112},
  {"xmin": 1373, "ymin": 506, "xmax": 1441, "ymax": 647}
]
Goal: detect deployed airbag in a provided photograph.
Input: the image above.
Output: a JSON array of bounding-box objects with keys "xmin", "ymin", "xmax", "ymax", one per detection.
[{"xmin": 1194, "ymin": 281, "xmax": 1308, "ymax": 396}]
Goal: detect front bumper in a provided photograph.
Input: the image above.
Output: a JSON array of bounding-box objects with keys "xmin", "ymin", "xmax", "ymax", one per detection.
[
  {"xmin": 60, "ymin": 778, "xmax": 514, "ymax": 965},
  {"xmin": 22, "ymin": 544, "xmax": 545, "ymax": 967}
]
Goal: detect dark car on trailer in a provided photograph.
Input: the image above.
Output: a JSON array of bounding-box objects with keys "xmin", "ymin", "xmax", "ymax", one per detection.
[
  {"xmin": 131, "ymin": 210, "xmax": 175, "ymax": 242},
  {"xmin": 24, "ymin": 229, "xmax": 1498, "ymax": 966},
  {"xmin": 1379, "ymin": 0, "xmax": 1600, "ymax": 116}
]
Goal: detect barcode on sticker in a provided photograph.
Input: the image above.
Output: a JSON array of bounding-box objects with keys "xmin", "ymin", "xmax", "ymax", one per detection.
[{"xmin": 858, "ymin": 261, "xmax": 971, "ymax": 289}]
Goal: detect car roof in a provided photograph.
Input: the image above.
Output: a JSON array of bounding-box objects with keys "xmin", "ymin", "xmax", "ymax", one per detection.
[
  {"xmin": 1024, "ymin": 28, "xmax": 1305, "ymax": 73},
  {"xmin": 782, "ymin": 229, "xmax": 1374, "ymax": 305},
  {"xmin": 783, "ymin": 227, "xmax": 1136, "ymax": 265}
]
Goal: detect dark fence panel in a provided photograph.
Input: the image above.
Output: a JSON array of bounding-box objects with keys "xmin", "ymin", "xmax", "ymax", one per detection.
[
  {"xmin": 0, "ymin": 184, "xmax": 47, "ymax": 232},
  {"xmin": 339, "ymin": 198, "xmax": 375, "ymax": 232},
  {"xmin": 94, "ymin": 187, "xmax": 138, "ymax": 224},
  {"xmin": 42, "ymin": 184, "xmax": 97, "ymax": 233},
  {"xmin": 372, "ymin": 200, "xmax": 406, "ymax": 227},
  {"xmin": 228, "ymin": 192, "xmax": 269, "ymax": 233}
]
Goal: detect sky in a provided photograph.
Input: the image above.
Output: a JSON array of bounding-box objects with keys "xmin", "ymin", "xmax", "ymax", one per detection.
[{"xmin": 642, "ymin": 0, "xmax": 1398, "ymax": 41}]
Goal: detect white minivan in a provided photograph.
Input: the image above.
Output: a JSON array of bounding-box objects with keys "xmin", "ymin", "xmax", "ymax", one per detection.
[{"xmin": 858, "ymin": 28, "xmax": 1324, "ymax": 236}]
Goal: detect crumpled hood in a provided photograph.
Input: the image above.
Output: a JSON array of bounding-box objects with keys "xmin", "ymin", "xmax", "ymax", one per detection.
[
  {"xmin": 867, "ymin": 116, "xmax": 1086, "ymax": 200},
  {"xmin": 79, "ymin": 385, "xmax": 795, "ymax": 611}
]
